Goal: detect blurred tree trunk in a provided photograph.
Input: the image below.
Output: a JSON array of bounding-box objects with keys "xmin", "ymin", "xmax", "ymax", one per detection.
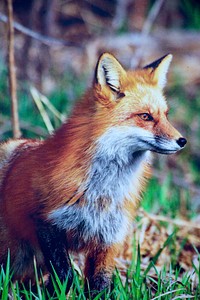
[
  {"xmin": 13, "ymin": 0, "xmax": 56, "ymax": 90},
  {"xmin": 128, "ymin": 0, "xmax": 149, "ymax": 31},
  {"xmin": 33, "ymin": 0, "xmax": 56, "ymax": 90},
  {"xmin": 13, "ymin": 0, "xmax": 34, "ymax": 81},
  {"xmin": 112, "ymin": 0, "xmax": 130, "ymax": 31}
]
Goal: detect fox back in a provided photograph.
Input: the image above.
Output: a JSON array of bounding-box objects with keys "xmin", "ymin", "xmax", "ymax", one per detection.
[{"xmin": 0, "ymin": 53, "xmax": 186, "ymax": 296}]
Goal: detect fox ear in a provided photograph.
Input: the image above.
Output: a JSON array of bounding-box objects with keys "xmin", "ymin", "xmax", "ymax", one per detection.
[
  {"xmin": 95, "ymin": 53, "xmax": 126, "ymax": 93},
  {"xmin": 144, "ymin": 54, "xmax": 173, "ymax": 88}
]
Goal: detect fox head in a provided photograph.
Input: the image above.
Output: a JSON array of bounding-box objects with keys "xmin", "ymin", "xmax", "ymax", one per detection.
[{"xmin": 93, "ymin": 53, "xmax": 187, "ymax": 156}]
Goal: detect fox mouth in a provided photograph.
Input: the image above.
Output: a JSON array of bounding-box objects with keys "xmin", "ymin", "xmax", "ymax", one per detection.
[
  {"xmin": 141, "ymin": 138, "xmax": 181, "ymax": 155},
  {"xmin": 149, "ymin": 146, "xmax": 178, "ymax": 155}
]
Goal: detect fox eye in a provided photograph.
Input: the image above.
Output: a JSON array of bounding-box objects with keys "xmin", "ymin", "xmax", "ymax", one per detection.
[{"xmin": 138, "ymin": 113, "xmax": 154, "ymax": 121}]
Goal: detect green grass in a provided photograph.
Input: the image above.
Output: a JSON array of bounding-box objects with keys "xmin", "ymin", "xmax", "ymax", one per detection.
[
  {"xmin": 0, "ymin": 242, "xmax": 199, "ymax": 299},
  {"xmin": 142, "ymin": 176, "xmax": 192, "ymax": 218}
]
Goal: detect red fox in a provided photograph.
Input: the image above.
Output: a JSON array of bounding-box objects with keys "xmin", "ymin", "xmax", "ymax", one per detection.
[{"xmin": 0, "ymin": 53, "xmax": 186, "ymax": 296}]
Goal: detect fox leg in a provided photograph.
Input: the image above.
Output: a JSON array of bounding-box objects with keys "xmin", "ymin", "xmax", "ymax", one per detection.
[
  {"xmin": 36, "ymin": 221, "xmax": 73, "ymax": 295},
  {"xmin": 84, "ymin": 245, "xmax": 118, "ymax": 297}
]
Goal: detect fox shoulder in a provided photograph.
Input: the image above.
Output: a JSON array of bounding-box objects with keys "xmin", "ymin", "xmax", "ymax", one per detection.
[
  {"xmin": 0, "ymin": 139, "xmax": 31, "ymax": 187},
  {"xmin": 0, "ymin": 139, "xmax": 25, "ymax": 186},
  {"xmin": 0, "ymin": 139, "xmax": 26, "ymax": 162}
]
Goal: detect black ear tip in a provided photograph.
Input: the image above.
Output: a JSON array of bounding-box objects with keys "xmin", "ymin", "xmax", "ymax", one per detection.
[
  {"xmin": 176, "ymin": 137, "xmax": 187, "ymax": 148},
  {"xmin": 143, "ymin": 54, "xmax": 172, "ymax": 70}
]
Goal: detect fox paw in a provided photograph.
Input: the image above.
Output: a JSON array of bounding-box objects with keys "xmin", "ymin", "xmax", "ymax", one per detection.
[{"xmin": 88, "ymin": 272, "xmax": 111, "ymax": 298}]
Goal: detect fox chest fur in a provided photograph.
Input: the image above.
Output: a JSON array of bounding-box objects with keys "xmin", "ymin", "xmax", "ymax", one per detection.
[{"xmin": 49, "ymin": 127, "xmax": 151, "ymax": 248}]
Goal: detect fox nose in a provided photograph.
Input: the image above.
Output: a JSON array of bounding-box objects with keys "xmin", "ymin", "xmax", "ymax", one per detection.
[{"xmin": 176, "ymin": 137, "xmax": 187, "ymax": 148}]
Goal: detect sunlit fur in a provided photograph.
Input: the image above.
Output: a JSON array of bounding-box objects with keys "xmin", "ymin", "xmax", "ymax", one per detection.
[{"xmin": 0, "ymin": 53, "xmax": 186, "ymax": 293}]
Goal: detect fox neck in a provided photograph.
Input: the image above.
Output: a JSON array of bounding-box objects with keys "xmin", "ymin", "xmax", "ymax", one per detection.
[
  {"xmin": 84, "ymin": 126, "xmax": 151, "ymax": 206},
  {"xmin": 42, "ymin": 90, "xmax": 109, "ymax": 175},
  {"xmin": 41, "ymin": 95, "xmax": 151, "ymax": 208},
  {"xmin": 39, "ymin": 93, "xmax": 98, "ymax": 205}
]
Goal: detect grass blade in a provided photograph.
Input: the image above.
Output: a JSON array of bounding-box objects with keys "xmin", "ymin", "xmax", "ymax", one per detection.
[
  {"xmin": 30, "ymin": 86, "xmax": 54, "ymax": 134},
  {"xmin": 2, "ymin": 251, "xmax": 10, "ymax": 300},
  {"xmin": 143, "ymin": 231, "xmax": 175, "ymax": 278}
]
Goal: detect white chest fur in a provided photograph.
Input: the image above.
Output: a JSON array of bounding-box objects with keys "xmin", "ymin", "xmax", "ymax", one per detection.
[{"xmin": 48, "ymin": 126, "xmax": 151, "ymax": 246}]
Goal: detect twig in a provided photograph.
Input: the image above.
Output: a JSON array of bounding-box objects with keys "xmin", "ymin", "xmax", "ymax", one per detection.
[
  {"xmin": 6, "ymin": 0, "xmax": 21, "ymax": 138},
  {"xmin": 151, "ymin": 290, "xmax": 194, "ymax": 300},
  {"xmin": 139, "ymin": 209, "xmax": 200, "ymax": 230},
  {"xmin": 0, "ymin": 12, "xmax": 82, "ymax": 48},
  {"xmin": 131, "ymin": 0, "xmax": 165, "ymax": 68},
  {"xmin": 0, "ymin": 117, "xmax": 47, "ymax": 138}
]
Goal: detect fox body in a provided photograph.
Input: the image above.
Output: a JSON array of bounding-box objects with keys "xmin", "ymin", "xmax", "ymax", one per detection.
[{"xmin": 0, "ymin": 53, "xmax": 186, "ymax": 295}]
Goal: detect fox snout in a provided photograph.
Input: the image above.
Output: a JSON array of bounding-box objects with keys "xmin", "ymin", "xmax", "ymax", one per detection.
[
  {"xmin": 140, "ymin": 132, "xmax": 187, "ymax": 155},
  {"xmin": 153, "ymin": 117, "xmax": 187, "ymax": 154},
  {"xmin": 176, "ymin": 137, "xmax": 187, "ymax": 148},
  {"xmin": 153, "ymin": 134, "xmax": 187, "ymax": 154}
]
